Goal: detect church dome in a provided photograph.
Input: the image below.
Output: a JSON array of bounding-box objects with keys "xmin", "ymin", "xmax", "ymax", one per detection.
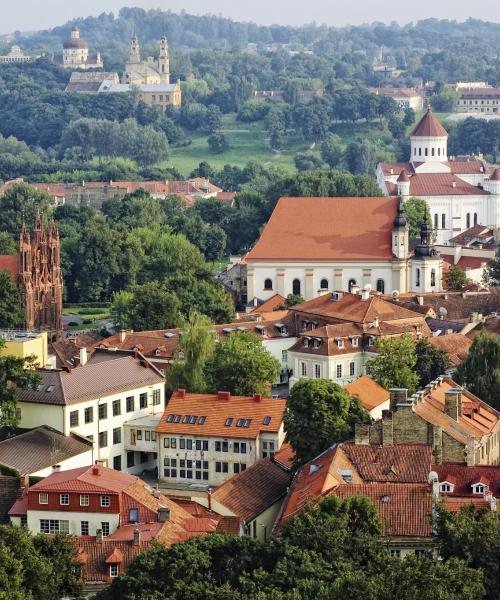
[
  {"xmin": 410, "ymin": 107, "xmax": 448, "ymax": 137},
  {"xmin": 63, "ymin": 27, "xmax": 88, "ymax": 49},
  {"xmin": 397, "ymin": 169, "xmax": 410, "ymax": 182}
]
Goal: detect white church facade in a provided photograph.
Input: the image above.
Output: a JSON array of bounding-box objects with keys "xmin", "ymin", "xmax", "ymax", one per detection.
[
  {"xmin": 245, "ymin": 196, "xmax": 442, "ymax": 304},
  {"xmin": 376, "ymin": 107, "xmax": 500, "ymax": 244}
]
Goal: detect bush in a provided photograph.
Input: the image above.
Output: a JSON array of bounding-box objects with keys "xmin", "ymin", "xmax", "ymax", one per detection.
[{"xmin": 208, "ymin": 133, "xmax": 229, "ymax": 154}]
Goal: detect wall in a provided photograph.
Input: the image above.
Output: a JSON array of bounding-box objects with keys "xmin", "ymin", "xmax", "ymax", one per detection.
[
  {"xmin": 31, "ymin": 449, "xmax": 94, "ymax": 478},
  {"xmin": 27, "ymin": 509, "xmax": 120, "ymax": 537},
  {"xmin": 18, "ymin": 402, "xmax": 64, "ymax": 433},
  {"xmin": 0, "ymin": 332, "xmax": 48, "ymax": 367}
]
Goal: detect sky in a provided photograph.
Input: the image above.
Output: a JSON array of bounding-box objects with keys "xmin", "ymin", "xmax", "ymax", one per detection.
[{"xmin": 2, "ymin": 0, "xmax": 500, "ymax": 34}]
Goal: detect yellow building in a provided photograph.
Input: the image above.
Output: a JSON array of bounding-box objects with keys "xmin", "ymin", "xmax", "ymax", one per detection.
[{"xmin": 0, "ymin": 330, "xmax": 48, "ymax": 368}]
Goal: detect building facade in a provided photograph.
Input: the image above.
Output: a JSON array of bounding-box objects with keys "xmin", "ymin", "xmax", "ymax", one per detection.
[
  {"xmin": 0, "ymin": 46, "xmax": 31, "ymax": 63},
  {"xmin": 456, "ymin": 87, "xmax": 500, "ymax": 114},
  {"xmin": 60, "ymin": 27, "xmax": 103, "ymax": 70}
]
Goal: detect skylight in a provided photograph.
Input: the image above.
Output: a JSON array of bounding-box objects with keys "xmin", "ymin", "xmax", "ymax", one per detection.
[
  {"xmin": 263, "ymin": 416, "xmax": 271, "ymax": 425},
  {"xmin": 173, "ymin": 415, "xmax": 181, "ymax": 423},
  {"xmin": 236, "ymin": 418, "xmax": 244, "ymax": 427},
  {"xmin": 46, "ymin": 385, "xmax": 55, "ymax": 393},
  {"xmin": 167, "ymin": 414, "xmax": 174, "ymax": 423},
  {"xmin": 225, "ymin": 417, "xmax": 233, "ymax": 427},
  {"xmin": 198, "ymin": 416, "xmax": 206, "ymax": 425},
  {"xmin": 182, "ymin": 415, "xmax": 190, "ymax": 424},
  {"xmin": 243, "ymin": 419, "xmax": 251, "ymax": 428},
  {"xmin": 189, "ymin": 416, "xmax": 197, "ymax": 424}
]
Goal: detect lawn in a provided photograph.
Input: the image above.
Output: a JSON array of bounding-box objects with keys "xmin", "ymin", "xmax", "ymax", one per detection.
[{"xmin": 63, "ymin": 305, "xmax": 111, "ymax": 321}]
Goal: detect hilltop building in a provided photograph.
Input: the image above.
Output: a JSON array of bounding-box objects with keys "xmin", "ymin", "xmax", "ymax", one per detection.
[
  {"xmin": 377, "ymin": 108, "xmax": 500, "ymax": 244},
  {"xmin": 58, "ymin": 27, "xmax": 103, "ymax": 70},
  {"xmin": 0, "ymin": 45, "xmax": 31, "ymax": 63}
]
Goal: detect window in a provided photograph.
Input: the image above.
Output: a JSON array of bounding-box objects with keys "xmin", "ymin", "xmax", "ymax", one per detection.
[
  {"xmin": 474, "ymin": 213, "xmax": 478, "ymax": 226},
  {"xmin": 101, "ymin": 522, "xmax": 110, "ymax": 537},
  {"xmin": 376, "ymin": 279, "xmax": 385, "ymax": 294},
  {"xmin": 80, "ymin": 521, "xmax": 89, "ymax": 536},
  {"xmin": 60, "ymin": 494, "xmax": 69, "ymax": 506},
  {"xmin": 264, "ymin": 278, "xmax": 273, "ymax": 290},
  {"xmin": 163, "ymin": 457, "xmax": 177, "ymax": 478},
  {"xmin": 98, "ymin": 403, "xmax": 107, "ymax": 420},
  {"xmin": 113, "ymin": 428, "xmax": 121, "ymax": 445},
  {"xmin": 350, "ymin": 361, "xmax": 355, "ymax": 377},
  {"xmin": 336, "ymin": 364, "xmax": 343, "ymax": 379},
  {"xmin": 195, "ymin": 460, "xmax": 209, "ymax": 481},
  {"xmin": 110, "ymin": 564, "xmax": 119, "ymax": 578},
  {"xmin": 39, "ymin": 493, "xmax": 48, "ymax": 505},
  {"xmin": 282, "ymin": 350, "xmax": 288, "ymax": 363},
  {"xmin": 139, "ymin": 393, "xmax": 148, "ymax": 409},
  {"xmin": 195, "ymin": 440, "xmax": 208, "ymax": 451},
  {"xmin": 234, "ymin": 442, "xmax": 247, "ymax": 453},
  {"xmin": 113, "ymin": 455, "xmax": 122, "ymax": 471},
  {"xmin": 314, "ymin": 363, "xmax": 321, "ymax": 378},
  {"xmin": 112, "ymin": 399, "xmax": 121, "ymax": 416},
  {"xmin": 442, "ymin": 213, "xmax": 446, "ymax": 229},
  {"xmin": 244, "ymin": 419, "xmax": 251, "ymax": 428},
  {"xmin": 300, "ymin": 362, "xmax": 307, "ymax": 377},
  {"xmin": 337, "ymin": 339, "xmax": 344, "ymax": 349},
  {"xmin": 99, "ymin": 431, "xmax": 108, "ymax": 448},
  {"xmin": 100, "ymin": 495, "xmax": 110, "ymax": 508},
  {"xmin": 352, "ymin": 337, "xmax": 359, "ymax": 348},
  {"xmin": 348, "ymin": 279, "xmax": 357, "ymax": 293},
  {"xmin": 320, "ymin": 278, "xmax": 329, "ymax": 290},
  {"xmin": 234, "ymin": 463, "xmax": 247, "ymax": 474},
  {"xmin": 129, "ymin": 508, "xmax": 139, "ymax": 523},
  {"xmin": 70, "ymin": 410, "xmax": 79, "ymax": 427},
  {"xmin": 136, "ymin": 430, "xmax": 143, "ymax": 441},
  {"xmin": 263, "ymin": 416, "xmax": 271, "ymax": 426},
  {"xmin": 466, "ymin": 213, "xmax": 471, "ymax": 229},
  {"xmin": 127, "ymin": 452, "xmax": 135, "ymax": 468},
  {"xmin": 262, "ymin": 441, "xmax": 275, "ymax": 458},
  {"xmin": 126, "ymin": 396, "xmax": 135, "ymax": 412},
  {"xmin": 225, "ymin": 417, "xmax": 233, "ymax": 427},
  {"xmin": 434, "ymin": 213, "xmax": 438, "ymax": 229},
  {"xmin": 216, "ymin": 461, "xmax": 229, "ymax": 473},
  {"xmin": 151, "ymin": 431, "xmax": 157, "ymax": 442},
  {"xmin": 472, "ymin": 483, "xmax": 486, "ymax": 494},
  {"xmin": 440, "ymin": 482, "xmax": 454, "ymax": 493},
  {"xmin": 153, "ymin": 389, "xmax": 161, "ymax": 405},
  {"xmin": 40, "ymin": 519, "xmax": 69, "ymax": 534},
  {"xmin": 215, "ymin": 441, "xmax": 229, "ymax": 452},
  {"xmin": 80, "ymin": 494, "xmax": 89, "ymax": 507},
  {"xmin": 84, "ymin": 407, "xmax": 93, "ymax": 424},
  {"xmin": 415, "ymin": 268, "xmax": 420, "ymax": 287},
  {"xmin": 431, "ymin": 269, "xmax": 436, "ymax": 287},
  {"xmin": 292, "ymin": 279, "xmax": 301, "ymax": 296}
]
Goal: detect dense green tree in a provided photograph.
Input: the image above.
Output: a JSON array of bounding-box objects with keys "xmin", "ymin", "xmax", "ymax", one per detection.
[
  {"xmin": 444, "ymin": 265, "xmax": 468, "ymax": 290},
  {"xmin": 414, "ymin": 338, "xmax": 448, "ymax": 387},
  {"xmin": 0, "ymin": 183, "xmax": 53, "ymax": 236},
  {"xmin": 294, "ymin": 152, "xmax": 324, "ymax": 171},
  {"xmin": 284, "ymin": 379, "xmax": 370, "ymax": 465},
  {"xmin": 482, "ymin": 254, "xmax": 500, "ymax": 286},
  {"xmin": 207, "ymin": 132, "xmax": 229, "ymax": 154},
  {"xmin": 343, "ymin": 140, "xmax": 377, "ymax": 175},
  {"xmin": 455, "ymin": 333, "xmax": 500, "ymax": 409},
  {"xmin": 0, "ymin": 232, "xmax": 17, "ymax": 254},
  {"xmin": 206, "ymin": 331, "xmax": 280, "ymax": 396},
  {"xmin": 367, "ymin": 335, "xmax": 419, "ymax": 394},
  {"xmin": 320, "ymin": 134, "xmax": 344, "ymax": 168},
  {"xmin": 403, "ymin": 197, "xmax": 432, "ymax": 238},
  {"xmin": 125, "ymin": 282, "xmax": 181, "ymax": 331},
  {"xmin": 0, "ymin": 271, "xmax": 24, "ymax": 328},
  {"xmin": 110, "ymin": 290, "xmax": 134, "ymax": 330}
]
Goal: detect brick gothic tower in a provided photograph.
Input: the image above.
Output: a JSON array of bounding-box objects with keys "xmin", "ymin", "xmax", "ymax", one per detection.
[{"xmin": 18, "ymin": 211, "xmax": 63, "ymax": 338}]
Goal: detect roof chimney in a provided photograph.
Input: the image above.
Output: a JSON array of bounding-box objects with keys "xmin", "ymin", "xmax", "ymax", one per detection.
[
  {"xmin": 158, "ymin": 507, "xmax": 170, "ymax": 522},
  {"xmin": 133, "ymin": 528, "xmax": 141, "ymax": 545},
  {"xmin": 119, "ymin": 330, "xmax": 127, "ymax": 343},
  {"xmin": 96, "ymin": 529, "xmax": 103, "ymax": 543},
  {"xmin": 92, "ymin": 466, "xmax": 100, "ymax": 476},
  {"xmin": 444, "ymin": 388, "xmax": 462, "ymax": 421},
  {"xmin": 218, "ymin": 391, "xmax": 231, "ymax": 401},
  {"xmin": 79, "ymin": 347, "xmax": 88, "ymax": 366},
  {"xmin": 52, "ymin": 464, "xmax": 61, "ymax": 473},
  {"xmin": 253, "ymin": 393, "xmax": 262, "ymax": 402},
  {"xmin": 177, "ymin": 389, "xmax": 186, "ymax": 399},
  {"xmin": 361, "ymin": 289, "xmax": 370, "ymax": 301}
]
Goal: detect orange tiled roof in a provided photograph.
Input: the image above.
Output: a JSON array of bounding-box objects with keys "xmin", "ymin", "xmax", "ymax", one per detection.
[
  {"xmin": 245, "ymin": 197, "xmax": 398, "ymax": 262},
  {"xmin": 427, "ymin": 334, "xmax": 472, "ymax": 368},
  {"xmin": 406, "ymin": 173, "xmax": 489, "ymax": 197},
  {"xmin": 345, "ymin": 376, "xmax": 390, "ymax": 411},
  {"xmin": 379, "ymin": 160, "xmax": 487, "ymax": 176},
  {"xmin": 273, "ymin": 443, "xmax": 295, "ymax": 469},
  {"xmin": 435, "ymin": 462, "xmax": 500, "ymax": 497},
  {"xmin": 157, "ymin": 391, "xmax": 286, "ymax": 439},
  {"xmin": 411, "ymin": 107, "xmax": 448, "ymax": 137},
  {"xmin": 249, "ymin": 294, "xmax": 287, "ymax": 313}
]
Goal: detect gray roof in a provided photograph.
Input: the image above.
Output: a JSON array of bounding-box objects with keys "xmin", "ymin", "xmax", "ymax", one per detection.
[
  {"xmin": 0, "ymin": 426, "xmax": 92, "ymax": 475},
  {"xmin": 17, "ymin": 350, "xmax": 164, "ymax": 406},
  {"xmin": 98, "ymin": 82, "xmax": 178, "ymax": 93}
]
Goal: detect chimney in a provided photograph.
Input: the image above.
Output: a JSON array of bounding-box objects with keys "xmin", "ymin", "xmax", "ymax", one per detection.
[
  {"xmin": 373, "ymin": 316, "xmax": 380, "ymax": 329},
  {"xmin": 79, "ymin": 347, "xmax": 88, "ymax": 366},
  {"xmin": 416, "ymin": 295, "xmax": 424, "ymax": 306},
  {"xmin": 444, "ymin": 388, "xmax": 462, "ymax": 421},
  {"xmin": 207, "ymin": 487, "xmax": 212, "ymax": 511},
  {"xmin": 21, "ymin": 474, "xmax": 29, "ymax": 491},
  {"xmin": 52, "ymin": 464, "xmax": 61, "ymax": 473},
  {"xmin": 96, "ymin": 529, "xmax": 103, "ymax": 543},
  {"xmin": 119, "ymin": 330, "xmax": 127, "ymax": 343},
  {"xmin": 133, "ymin": 528, "xmax": 141, "ymax": 545},
  {"xmin": 389, "ymin": 388, "xmax": 408, "ymax": 412},
  {"xmin": 354, "ymin": 422, "xmax": 370, "ymax": 445},
  {"xmin": 253, "ymin": 393, "xmax": 262, "ymax": 403},
  {"xmin": 92, "ymin": 466, "xmax": 100, "ymax": 476},
  {"xmin": 361, "ymin": 289, "xmax": 370, "ymax": 301},
  {"xmin": 158, "ymin": 507, "xmax": 170, "ymax": 522},
  {"xmin": 218, "ymin": 391, "xmax": 231, "ymax": 401},
  {"xmin": 351, "ymin": 285, "xmax": 360, "ymax": 296},
  {"xmin": 177, "ymin": 389, "xmax": 186, "ymax": 399}
]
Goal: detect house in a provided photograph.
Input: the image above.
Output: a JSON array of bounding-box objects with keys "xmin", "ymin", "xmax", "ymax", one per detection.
[
  {"xmin": 434, "ymin": 462, "xmax": 500, "ymax": 512},
  {"xmin": 15, "ymin": 348, "xmax": 165, "ymax": 474},
  {"xmin": 156, "ymin": 390, "xmax": 287, "ymax": 490},
  {"xmin": 377, "ymin": 108, "xmax": 500, "ymax": 244},
  {"xmin": 456, "ymin": 87, "xmax": 500, "ymax": 114},
  {"xmin": 369, "ymin": 87, "xmax": 424, "ymax": 111},
  {"xmin": 355, "ymin": 379, "xmax": 500, "ymax": 465},
  {"xmin": 0, "ymin": 329, "xmax": 49, "ymax": 368},
  {"xmin": 245, "ymin": 195, "xmax": 442, "ymax": 302},
  {"xmin": 426, "ymin": 334, "xmax": 472, "ymax": 371},
  {"xmin": 0, "ymin": 426, "xmax": 93, "ymax": 477},
  {"xmin": 345, "ymin": 375, "xmax": 390, "ymax": 419}
]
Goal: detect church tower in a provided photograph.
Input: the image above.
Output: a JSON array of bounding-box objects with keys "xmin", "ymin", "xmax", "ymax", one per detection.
[
  {"xmin": 410, "ymin": 214, "xmax": 442, "ymax": 293},
  {"xmin": 157, "ymin": 35, "xmax": 170, "ymax": 84},
  {"xmin": 391, "ymin": 197, "xmax": 410, "ymax": 293},
  {"xmin": 129, "ymin": 35, "xmax": 141, "ymax": 64},
  {"xmin": 410, "ymin": 106, "xmax": 448, "ymax": 168}
]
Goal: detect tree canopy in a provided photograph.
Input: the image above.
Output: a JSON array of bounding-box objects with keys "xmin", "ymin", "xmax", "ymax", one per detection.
[
  {"xmin": 0, "ymin": 271, "xmax": 24, "ymax": 329},
  {"xmin": 367, "ymin": 335, "xmax": 419, "ymax": 394}
]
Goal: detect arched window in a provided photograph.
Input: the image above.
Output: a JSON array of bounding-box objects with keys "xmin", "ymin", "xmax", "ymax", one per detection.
[
  {"xmin": 348, "ymin": 279, "xmax": 357, "ymax": 293},
  {"xmin": 466, "ymin": 213, "xmax": 471, "ymax": 229},
  {"xmin": 442, "ymin": 213, "xmax": 446, "ymax": 229},
  {"xmin": 419, "ymin": 148, "xmax": 422, "ymax": 157},
  {"xmin": 431, "ymin": 147, "xmax": 435, "ymax": 156},
  {"xmin": 320, "ymin": 278, "xmax": 329, "ymax": 290},
  {"xmin": 376, "ymin": 279, "xmax": 385, "ymax": 294},
  {"xmin": 431, "ymin": 269, "xmax": 436, "ymax": 287},
  {"xmin": 415, "ymin": 268, "xmax": 421, "ymax": 287},
  {"xmin": 434, "ymin": 213, "xmax": 438, "ymax": 229},
  {"xmin": 438, "ymin": 147, "xmax": 441, "ymax": 156},
  {"xmin": 425, "ymin": 148, "xmax": 428, "ymax": 156},
  {"xmin": 474, "ymin": 213, "xmax": 478, "ymax": 225},
  {"xmin": 264, "ymin": 278, "xmax": 273, "ymax": 291},
  {"xmin": 292, "ymin": 279, "xmax": 301, "ymax": 296}
]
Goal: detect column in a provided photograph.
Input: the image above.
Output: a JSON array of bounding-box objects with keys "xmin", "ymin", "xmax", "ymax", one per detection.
[
  {"xmin": 276, "ymin": 269, "xmax": 285, "ymax": 296},
  {"xmin": 246, "ymin": 268, "xmax": 255, "ymax": 302},
  {"xmin": 334, "ymin": 269, "xmax": 343, "ymax": 291},
  {"xmin": 305, "ymin": 269, "xmax": 314, "ymax": 300}
]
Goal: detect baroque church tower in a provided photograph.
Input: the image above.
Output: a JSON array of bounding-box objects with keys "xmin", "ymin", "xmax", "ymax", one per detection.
[{"xmin": 18, "ymin": 211, "xmax": 63, "ymax": 337}]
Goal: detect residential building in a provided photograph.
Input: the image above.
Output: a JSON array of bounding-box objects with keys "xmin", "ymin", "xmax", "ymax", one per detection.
[
  {"xmin": 456, "ymin": 87, "xmax": 500, "ymax": 114},
  {"xmin": 15, "ymin": 348, "xmax": 165, "ymax": 475},
  {"xmin": 65, "ymin": 71, "xmax": 120, "ymax": 93},
  {"xmin": 369, "ymin": 87, "xmax": 424, "ymax": 111},
  {"xmin": 0, "ymin": 329, "xmax": 49, "ymax": 368},
  {"xmin": 355, "ymin": 379, "xmax": 500, "ymax": 465},
  {"xmin": 98, "ymin": 81, "xmax": 182, "ymax": 111},
  {"xmin": 156, "ymin": 389, "xmax": 287, "ymax": 490},
  {"xmin": 57, "ymin": 27, "xmax": 103, "ymax": 70},
  {"xmin": 0, "ymin": 45, "xmax": 31, "ymax": 63},
  {"xmin": 245, "ymin": 195, "xmax": 442, "ymax": 303},
  {"xmin": 0, "ymin": 426, "xmax": 93, "ymax": 477},
  {"xmin": 426, "ymin": 334, "xmax": 472, "ymax": 372},
  {"xmin": 434, "ymin": 463, "xmax": 500, "ymax": 512},
  {"xmin": 377, "ymin": 108, "xmax": 500, "ymax": 244},
  {"xmin": 345, "ymin": 375, "xmax": 390, "ymax": 419}
]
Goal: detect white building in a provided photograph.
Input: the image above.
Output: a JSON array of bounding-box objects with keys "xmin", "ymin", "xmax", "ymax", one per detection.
[
  {"xmin": 456, "ymin": 87, "xmax": 500, "ymax": 114},
  {"xmin": 377, "ymin": 108, "xmax": 500, "ymax": 244},
  {"xmin": 60, "ymin": 27, "xmax": 103, "ymax": 70},
  {"xmin": 369, "ymin": 87, "xmax": 424, "ymax": 112},
  {"xmin": 15, "ymin": 348, "xmax": 165, "ymax": 475},
  {"xmin": 245, "ymin": 195, "xmax": 442, "ymax": 303},
  {"xmin": 0, "ymin": 45, "xmax": 31, "ymax": 63}
]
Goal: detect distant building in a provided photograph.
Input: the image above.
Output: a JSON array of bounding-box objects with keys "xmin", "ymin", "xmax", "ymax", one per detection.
[
  {"xmin": 0, "ymin": 330, "xmax": 49, "ymax": 368},
  {"xmin": 65, "ymin": 71, "xmax": 120, "ymax": 93},
  {"xmin": 57, "ymin": 27, "xmax": 103, "ymax": 70},
  {"xmin": 0, "ymin": 45, "xmax": 31, "ymax": 63},
  {"xmin": 369, "ymin": 87, "xmax": 424, "ymax": 111},
  {"xmin": 456, "ymin": 86, "xmax": 500, "ymax": 114}
]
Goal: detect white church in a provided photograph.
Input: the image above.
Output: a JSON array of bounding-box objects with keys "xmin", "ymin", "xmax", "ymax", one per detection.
[{"xmin": 377, "ymin": 107, "xmax": 500, "ymax": 244}]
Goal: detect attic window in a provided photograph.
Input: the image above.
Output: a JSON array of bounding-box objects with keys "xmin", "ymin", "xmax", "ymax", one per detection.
[
  {"xmin": 46, "ymin": 385, "xmax": 55, "ymax": 393},
  {"xmin": 223, "ymin": 328, "xmax": 233, "ymax": 335},
  {"xmin": 352, "ymin": 338, "xmax": 359, "ymax": 347},
  {"xmin": 236, "ymin": 418, "xmax": 244, "ymax": 427},
  {"xmin": 164, "ymin": 332, "xmax": 176, "ymax": 338},
  {"xmin": 440, "ymin": 482, "xmax": 454, "ymax": 493},
  {"xmin": 303, "ymin": 338, "xmax": 310, "ymax": 348},
  {"xmin": 472, "ymin": 483, "xmax": 486, "ymax": 495},
  {"xmin": 336, "ymin": 339, "xmax": 344, "ymax": 349},
  {"xmin": 243, "ymin": 419, "xmax": 251, "ymax": 428},
  {"xmin": 338, "ymin": 470, "xmax": 353, "ymax": 483},
  {"xmin": 182, "ymin": 415, "xmax": 190, "ymax": 424},
  {"xmin": 381, "ymin": 495, "xmax": 391, "ymax": 503},
  {"xmin": 173, "ymin": 415, "xmax": 181, "ymax": 423},
  {"xmin": 237, "ymin": 327, "xmax": 247, "ymax": 332},
  {"xmin": 189, "ymin": 416, "xmax": 197, "ymax": 424},
  {"xmin": 263, "ymin": 416, "xmax": 271, "ymax": 425},
  {"xmin": 198, "ymin": 416, "xmax": 206, "ymax": 425},
  {"xmin": 225, "ymin": 418, "xmax": 233, "ymax": 427},
  {"xmin": 167, "ymin": 414, "xmax": 174, "ymax": 423},
  {"xmin": 155, "ymin": 349, "xmax": 161, "ymax": 356}
]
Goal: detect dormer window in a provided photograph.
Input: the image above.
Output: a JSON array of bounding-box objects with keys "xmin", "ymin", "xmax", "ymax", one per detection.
[
  {"xmin": 352, "ymin": 337, "xmax": 359, "ymax": 348},
  {"xmin": 440, "ymin": 482, "xmax": 454, "ymax": 493},
  {"xmin": 472, "ymin": 483, "xmax": 486, "ymax": 495},
  {"xmin": 368, "ymin": 337, "xmax": 375, "ymax": 347},
  {"xmin": 303, "ymin": 337, "xmax": 310, "ymax": 348},
  {"xmin": 337, "ymin": 339, "xmax": 344, "ymax": 349}
]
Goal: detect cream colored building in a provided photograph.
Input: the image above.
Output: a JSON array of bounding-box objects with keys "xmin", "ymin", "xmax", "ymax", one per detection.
[
  {"xmin": 61, "ymin": 27, "xmax": 103, "ymax": 70},
  {"xmin": 456, "ymin": 87, "xmax": 500, "ymax": 114},
  {"xmin": 369, "ymin": 87, "xmax": 424, "ymax": 111},
  {"xmin": 0, "ymin": 46, "xmax": 31, "ymax": 63},
  {"xmin": 15, "ymin": 349, "xmax": 165, "ymax": 475},
  {"xmin": 0, "ymin": 330, "xmax": 49, "ymax": 367}
]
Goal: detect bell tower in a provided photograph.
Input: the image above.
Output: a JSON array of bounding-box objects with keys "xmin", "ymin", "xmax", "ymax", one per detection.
[
  {"xmin": 129, "ymin": 35, "xmax": 141, "ymax": 64},
  {"xmin": 158, "ymin": 35, "xmax": 170, "ymax": 84}
]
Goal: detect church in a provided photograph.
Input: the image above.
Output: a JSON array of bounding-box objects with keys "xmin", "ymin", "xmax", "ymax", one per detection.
[
  {"xmin": 59, "ymin": 27, "xmax": 103, "ymax": 70},
  {"xmin": 244, "ymin": 196, "xmax": 442, "ymax": 304},
  {"xmin": 376, "ymin": 107, "xmax": 500, "ymax": 244},
  {"xmin": 0, "ymin": 212, "xmax": 63, "ymax": 338}
]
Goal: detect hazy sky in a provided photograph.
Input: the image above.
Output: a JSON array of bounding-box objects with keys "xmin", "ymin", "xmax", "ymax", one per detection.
[{"xmin": 2, "ymin": 0, "xmax": 500, "ymax": 34}]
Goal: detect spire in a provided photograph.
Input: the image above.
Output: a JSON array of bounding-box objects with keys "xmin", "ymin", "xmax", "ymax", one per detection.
[
  {"xmin": 410, "ymin": 105, "xmax": 448, "ymax": 138},
  {"xmin": 420, "ymin": 207, "xmax": 432, "ymax": 246},
  {"xmin": 34, "ymin": 208, "xmax": 42, "ymax": 231},
  {"xmin": 393, "ymin": 198, "xmax": 407, "ymax": 228},
  {"xmin": 129, "ymin": 34, "xmax": 141, "ymax": 63}
]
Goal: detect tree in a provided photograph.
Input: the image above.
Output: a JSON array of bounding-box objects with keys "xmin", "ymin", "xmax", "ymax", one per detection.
[
  {"xmin": 444, "ymin": 265, "xmax": 468, "ymax": 290},
  {"xmin": 403, "ymin": 197, "xmax": 432, "ymax": 238},
  {"xmin": 110, "ymin": 290, "xmax": 134, "ymax": 330},
  {"xmin": 482, "ymin": 254, "xmax": 500, "ymax": 286},
  {"xmin": 125, "ymin": 282, "xmax": 181, "ymax": 331},
  {"xmin": 403, "ymin": 107, "xmax": 416, "ymax": 127},
  {"xmin": 415, "ymin": 338, "xmax": 448, "ymax": 387},
  {"xmin": 207, "ymin": 133, "xmax": 229, "ymax": 154},
  {"xmin": 0, "ymin": 232, "xmax": 16, "ymax": 254},
  {"xmin": 206, "ymin": 332, "xmax": 280, "ymax": 396},
  {"xmin": 320, "ymin": 134, "xmax": 343, "ymax": 168},
  {"xmin": 366, "ymin": 335, "xmax": 419, "ymax": 394},
  {"xmin": 0, "ymin": 338, "xmax": 40, "ymax": 427},
  {"xmin": 294, "ymin": 152, "xmax": 324, "ymax": 172},
  {"xmin": 0, "ymin": 183, "xmax": 53, "ymax": 236},
  {"xmin": 343, "ymin": 140, "xmax": 376, "ymax": 175},
  {"xmin": 455, "ymin": 333, "xmax": 500, "ymax": 410},
  {"xmin": 168, "ymin": 312, "xmax": 216, "ymax": 393},
  {"xmin": 284, "ymin": 379, "xmax": 370, "ymax": 465},
  {"xmin": 0, "ymin": 271, "xmax": 24, "ymax": 328}
]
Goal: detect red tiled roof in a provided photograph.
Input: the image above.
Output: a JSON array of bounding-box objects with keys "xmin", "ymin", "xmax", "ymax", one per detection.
[
  {"xmin": 212, "ymin": 457, "xmax": 291, "ymax": 522},
  {"xmin": 411, "ymin": 108, "xmax": 448, "ymax": 137},
  {"xmin": 379, "ymin": 160, "xmax": 487, "ymax": 176},
  {"xmin": 345, "ymin": 376, "xmax": 390, "ymax": 411},
  {"xmin": 273, "ymin": 443, "xmax": 295, "ymax": 470},
  {"xmin": 30, "ymin": 465, "xmax": 137, "ymax": 494},
  {"xmin": 157, "ymin": 391, "xmax": 286, "ymax": 439},
  {"xmin": 387, "ymin": 173, "xmax": 490, "ymax": 197},
  {"xmin": 249, "ymin": 294, "xmax": 287, "ymax": 314},
  {"xmin": 0, "ymin": 255, "xmax": 18, "ymax": 278},
  {"xmin": 442, "ymin": 255, "xmax": 490, "ymax": 271},
  {"xmin": 434, "ymin": 462, "xmax": 500, "ymax": 497},
  {"xmin": 427, "ymin": 334, "xmax": 472, "ymax": 368},
  {"xmin": 246, "ymin": 197, "xmax": 399, "ymax": 262}
]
